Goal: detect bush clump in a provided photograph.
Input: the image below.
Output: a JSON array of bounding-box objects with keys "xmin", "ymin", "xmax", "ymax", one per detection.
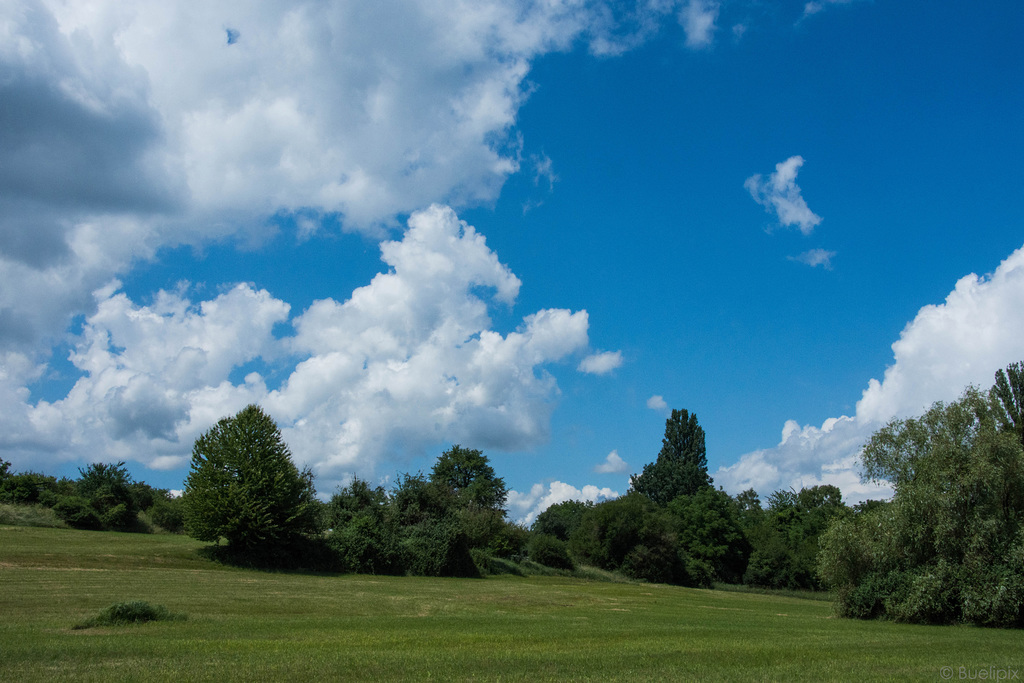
[
  {"xmin": 528, "ymin": 533, "xmax": 574, "ymax": 570},
  {"xmin": 74, "ymin": 601, "xmax": 185, "ymax": 629}
]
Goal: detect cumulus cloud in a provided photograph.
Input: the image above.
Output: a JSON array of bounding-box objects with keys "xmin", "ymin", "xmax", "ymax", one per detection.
[
  {"xmin": 716, "ymin": 245, "xmax": 1024, "ymax": 502},
  {"xmin": 0, "ymin": 0, "xmax": 695, "ymax": 358},
  {"xmin": 594, "ymin": 450, "xmax": 628, "ymax": 474},
  {"xmin": 577, "ymin": 350, "xmax": 623, "ymax": 375},
  {"xmin": 789, "ymin": 248, "xmax": 836, "ymax": 269},
  {"xmin": 744, "ymin": 156, "xmax": 822, "ymax": 235},
  {"xmin": 680, "ymin": 0, "xmax": 720, "ymax": 49},
  {"xmin": 1, "ymin": 207, "xmax": 596, "ymax": 487},
  {"xmin": 507, "ymin": 480, "xmax": 619, "ymax": 525},
  {"xmin": 647, "ymin": 395, "xmax": 668, "ymax": 411}
]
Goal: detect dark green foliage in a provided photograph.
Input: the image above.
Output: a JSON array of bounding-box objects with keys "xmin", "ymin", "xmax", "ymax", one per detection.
[
  {"xmin": 327, "ymin": 478, "xmax": 389, "ymax": 528},
  {"xmin": 128, "ymin": 482, "xmax": 162, "ymax": 512},
  {"xmin": 75, "ymin": 461, "xmax": 139, "ymax": 530},
  {"xmin": 400, "ymin": 516, "xmax": 480, "ymax": 577},
  {"xmin": 391, "ymin": 472, "xmax": 479, "ymax": 577},
  {"xmin": 819, "ymin": 384, "xmax": 1024, "ymax": 627},
  {"xmin": 430, "ymin": 445, "xmax": 508, "ymax": 511},
  {"xmin": 326, "ymin": 479, "xmax": 402, "ymax": 574},
  {"xmin": 732, "ymin": 488, "xmax": 763, "ymax": 530},
  {"xmin": 0, "ymin": 471, "xmax": 63, "ymax": 505},
  {"xmin": 391, "ymin": 472, "xmax": 457, "ymax": 525},
  {"xmin": 669, "ymin": 487, "xmax": 750, "ymax": 584},
  {"xmin": 53, "ymin": 495, "xmax": 103, "ymax": 530},
  {"xmin": 149, "ymin": 495, "xmax": 185, "ymax": 533},
  {"xmin": 742, "ymin": 485, "xmax": 847, "ymax": 590},
  {"xmin": 531, "ymin": 499, "xmax": 592, "ymax": 541},
  {"xmin": 992, "ymin": 361, "xmax": 1024, "ymax": 448},
  {"xmin": 457, "ymin": 506, "xmax": 527, "ymax": 559},
  {"xmin": 528, "ymin": 533, "xmax": 574, "ymax": 570},
  {"xmin": 486, "ymin": 518, "xmax": 530, "ymax": 559},
  {"xmin": 329, "ymin": 513, "xmax": 402, "ymax": 574},
  {"xmin": 73, "ymin": 601, "xmax": 185, "ymax": 629},
  {"xmin": 471, "ymin": 550, "xmax": 526, "ymax": 576},
  {"xmin": 569, "ymin": 493, "xmax": 691, "ymax": 585},
  {"xmin": 183, "ymin": 405, "xmax": 322, "ymax": 556},
  {"xmin": 0, "ymin": 459, "xmax": 9, "ymax": 480},
  {"xmin": 631, "ymin": 409, "xmax": 712, "ymax": 505}
]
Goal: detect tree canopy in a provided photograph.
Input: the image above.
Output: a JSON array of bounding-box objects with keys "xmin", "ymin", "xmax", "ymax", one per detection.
[
  {"xmin": 430, "ymin": 445, "xmax": 508, "ymax": 512},
  {"xmin": 183, "ymin": 405, "xmax": 321, "ymax": 555},
  {"xmin": 819, "ymin": 382, "xmax": 1024, "ymax": 627},
  {"xmin": 630, "ymin": 408, "xmax": 712, "ymax": 505}
]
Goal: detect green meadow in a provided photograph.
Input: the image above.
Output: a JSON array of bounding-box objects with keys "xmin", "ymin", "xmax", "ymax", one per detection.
[{"xmin": 1, "ymin": 525, "xmax": 1021, "ymax": 682}]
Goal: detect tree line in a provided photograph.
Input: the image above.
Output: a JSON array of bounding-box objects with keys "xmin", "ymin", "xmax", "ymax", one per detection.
[
  {"xmin": 0, "ymin": 458, "xmax": 184, "ymax": 533},
  {"xmin": 3, "ymin": 362, "xmax": 1023, "ymax": 628}
]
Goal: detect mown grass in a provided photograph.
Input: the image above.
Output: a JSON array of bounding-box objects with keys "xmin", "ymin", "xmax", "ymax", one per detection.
[{"xmin": 1, "ymin": 525, "xmax": 1022, "ymax": 681}]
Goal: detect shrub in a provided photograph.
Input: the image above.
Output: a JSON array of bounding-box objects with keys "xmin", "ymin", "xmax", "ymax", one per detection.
[
  {"xmin": 0, "ymin": 472, "xmax": 60, "ymax": 505},
  {"xmin": 149, "ymin": 496, "xmax": 185, "ymax": 533},
  {"xmin": 74, "ymin": 601, "xmax": 184, "ymax": 629},
  {"xmin": 100, "ymin": 503, "xmax": 136, "ymax": 531},
  {"xmin": 53, "ymin": 496, "xmax": 103, "ymax": 530},
  {"xmin": 76, "ymin": 462, "xmax": 139, "ymax": 529},
  {"xmin": 328, "ymin": 514, "xmax": 402, "ymax": 575},
  {"xmin": 400, "ymin": 518, "xmax": 479, "ymax": 578},
  {"xmin": 531, "ymin": 500, "xmax": 592, "ymax": 541},
  {"xmin": 569, "ymin": 493, "xmax": 690, "ymax": 585},
  {"xmin": 528, "ymin": 533, "xmax": 574, "ymax": 570}
]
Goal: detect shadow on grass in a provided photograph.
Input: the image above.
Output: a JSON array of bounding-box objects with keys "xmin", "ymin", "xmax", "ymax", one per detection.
[{"xmin": 197, "ymin": 536, "xmax": 344, "ymax": 574}]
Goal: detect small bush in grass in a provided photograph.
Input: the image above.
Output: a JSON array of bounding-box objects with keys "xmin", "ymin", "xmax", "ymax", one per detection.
[{"xmin": 74, "ymin": 601, "xmax": 185, "ymax": 629}]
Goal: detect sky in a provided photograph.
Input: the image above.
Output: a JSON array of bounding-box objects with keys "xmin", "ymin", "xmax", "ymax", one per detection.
[{"xmin": 2, "ymin": 0, "xmax": 1023, "ymax": 523}]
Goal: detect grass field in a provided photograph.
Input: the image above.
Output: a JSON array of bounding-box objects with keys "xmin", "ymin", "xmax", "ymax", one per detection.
[{"xmin": 1, "ymin": 525, "xmax": 1021, "ymax": 681}]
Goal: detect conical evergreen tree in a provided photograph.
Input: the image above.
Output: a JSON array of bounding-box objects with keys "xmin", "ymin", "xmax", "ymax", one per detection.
[{"xmin": 630, "ymin": 408, "xmax": 712, "ymax": 506}]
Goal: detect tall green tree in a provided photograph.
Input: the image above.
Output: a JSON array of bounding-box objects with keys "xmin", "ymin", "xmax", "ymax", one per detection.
[
  {"xmin": 819, "ymin": 386, "xmax": 1024, "ymax": 627},
  {"xmin": 183, "ymin": 405, "xmax": 321, "ymax": 555},
  {"xmin": 992, "ymin": 361, "xmax": 1024, "ymax": 449},
  {"xmin": 532, "ymin": 499, "xmax": 593, "ymax": 541},
  {"xmin": 76, "ymin": 461, "xmax": 138, "ymax": 530},
  {"xmin": 631, "ymin": 409, "xmax": 712, "ymax": 505},
  {"xmin": 430, "ymin": 445, "xmax": 508, "ymax": 512},
  {"xmin": 668, "ymin": 487, "xmax": 751, "ymax": 584}
]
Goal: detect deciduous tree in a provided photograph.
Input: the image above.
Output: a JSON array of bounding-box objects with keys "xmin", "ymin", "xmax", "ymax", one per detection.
[{"xmin": 183, "ymin": 405, "xmax": 321, "ymax": 556}]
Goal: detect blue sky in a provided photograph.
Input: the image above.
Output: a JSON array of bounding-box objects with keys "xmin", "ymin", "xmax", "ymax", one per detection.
[{"xmin": 2, "ymin": 0, "xmax": 1022, "ymax": 522}]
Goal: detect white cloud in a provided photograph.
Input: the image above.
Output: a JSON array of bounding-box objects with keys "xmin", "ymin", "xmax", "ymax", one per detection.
[
  {"xmin": 595, "ymin": 450, "xmax": 628, "ymax": 474},
  {"xmin": 680, "ymin": 0, "xmax": 720, "ymax": 49},
  {"xmin": 744, "ymin": 156, "xmax": 822, "ymax": 235},
  {"xmin": 716, "ymin": 245, "xmax": 1024, "ymax": 503},
  {"xmin": 803, "ymin": 0, "xmax": 858, "ymax": 18},
  {"xmin": 856, "ymin": 247, "xmax": 1024, "ymax": 424},
  {"xmin": 1, "ymin": 207, "xmax": 596, "ymax": 488},
  {"xmin": 507, "ymin": 480, "xmax": 619, "ymax": 525},
  {"xmin": 789, "ymin": 248, "xmax": 836, "ymax": 269},
  {"xmin": 577, "ymin": 350, "xmax": 623, "ymax": 375},
  {"xmin": 647, "ymin": 395, "xmax": 668, "ymax": 411},
  {"xmin": 0, "ymin": 0, "xmax": 689, "ymax": 358}
]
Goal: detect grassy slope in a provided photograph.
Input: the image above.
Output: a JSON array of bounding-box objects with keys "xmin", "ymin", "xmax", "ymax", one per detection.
[{"xmin": 1, "ymin": 526, "xmax": 1021, "ymax": 681}]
